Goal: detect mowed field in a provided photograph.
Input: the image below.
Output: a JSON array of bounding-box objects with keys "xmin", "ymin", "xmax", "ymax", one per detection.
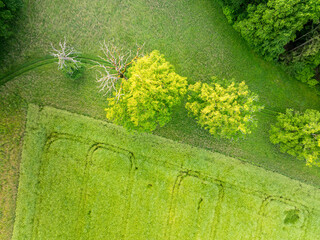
[
  {"xmin": 13, "ymin": 105, "xmax": 320, "ymax": 239},
  {"xmin": 1, "ymin": 0, "xmax": 320, "ymax": 239}
]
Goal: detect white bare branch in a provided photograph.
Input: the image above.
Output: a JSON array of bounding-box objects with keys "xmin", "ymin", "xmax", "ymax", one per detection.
[
  {"xmin": 51, "ymin": 38, "xmax": 80, "ymax": 70},
  {"xmin": 95, "ymin": 41, "xmax": 144, "ymax": 101}
]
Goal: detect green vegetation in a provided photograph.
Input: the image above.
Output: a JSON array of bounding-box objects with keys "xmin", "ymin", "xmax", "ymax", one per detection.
[
  {"xmin": 61, "ymin": 61, "xmax": 85, "ymax": 80},
  {"xmin": 0, "ymin": 0, "xmax": 22, "ymax": 40},
  {"xmin": 13, "ymin": 105, "xmax": 320, "ymax": 239},
  {"xmin": 106, "ymin": 50, "xmax": 187, "ymax": 132},
  {"xmin": 287, "ymin": 37, "xmax": 320, "ymax": 86},
  {"xmin": 220, "ymin": 0, "xmax": 264, "ymax": 24},
  {"xmin": 1, "ymin": 0, "xmax": 320, "ymax": 239},
  {"xmin": 186, "ymin": 78, "xmax": 263, "ymax": 139},
  {"xmin": 234, "ymin": 0, "xmax": 320, "ymax": 61},
  {"xmin": 270, "ymin": 109, "xmax": 320, "ymax": 167},
  {"xmin": 221, "ymin": 0, "xmax": 320, "ymax": 86},
  {"xmin": 0, "ymin": 0, "xmax": 23, "ymax": 63}
]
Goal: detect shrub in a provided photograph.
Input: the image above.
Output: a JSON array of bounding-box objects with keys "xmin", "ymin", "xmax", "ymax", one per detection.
[
  {"xmin": 270, "ymin": 109, "xmax": 320, "ymax": 167},
  {"xmin": 289, "ymin": 60, "xmax": 319, "ymax": 86},
  {"xmin": 61, "ymin": 61, "xmax": 85, "ymax": 80},
  {"xmin": 185, "ymin": 78, "xmax": 263, "ymax": 139},
  {"xmin": 105, "ymin": 50, "xmax": 187, "ymax": 132}
]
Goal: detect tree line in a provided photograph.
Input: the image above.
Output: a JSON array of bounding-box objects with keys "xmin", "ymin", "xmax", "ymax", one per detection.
[
  {"xmin": 52, "ymin": 39, "xmax": 320, "ymax": 167},
  {"xmin": 220, "ymin": 0, "xmax": 320, "ymax": 86}
]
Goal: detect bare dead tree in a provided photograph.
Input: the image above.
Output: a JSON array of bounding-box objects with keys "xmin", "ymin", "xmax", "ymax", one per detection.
[
  {"xmin": 51, "ymin": 38, "xmax": 80, "ymax": 70},
  {"xmin": 95, "ymin": 41, "xmax": 144, "ymax": 101}
]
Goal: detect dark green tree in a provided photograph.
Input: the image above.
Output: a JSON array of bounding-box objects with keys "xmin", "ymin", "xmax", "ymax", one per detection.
[
  {"xmin": 234, "ymin": 0, "xmax": 320, "ymax": 61},
  {"xmin": 0, "ymin": 0, "xmax": 23, "ymax": 39}
]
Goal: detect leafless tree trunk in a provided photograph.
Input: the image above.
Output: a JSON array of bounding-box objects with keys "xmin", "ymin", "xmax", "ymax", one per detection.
[
  {"xmin": 95, "ymin": 41, "xmax": 144, "ymax": 101},
  {"xmin": 51, "ymin": 38, "xmax": 80, "ymax": 70}
]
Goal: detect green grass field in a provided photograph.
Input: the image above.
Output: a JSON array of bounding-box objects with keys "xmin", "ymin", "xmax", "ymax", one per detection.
[
  {"xmin": 1, "ymin": 0, "xmax": 320, "ymax": 239},
  {"xmin": 13, "ymin": 105, "xmax": 320, "ymax": 239}
]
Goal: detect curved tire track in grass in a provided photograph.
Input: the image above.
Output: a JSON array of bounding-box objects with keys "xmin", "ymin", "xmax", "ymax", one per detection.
[
  {"xmin": 0, "ymin": 56, "xmax": 57, "ymax": 86},
  {"xmin": 0, "ymin": 55, "xmax": 109, "ymax": 87}
]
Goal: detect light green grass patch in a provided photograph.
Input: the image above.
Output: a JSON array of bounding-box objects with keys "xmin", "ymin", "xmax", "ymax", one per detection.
[{"xmin": 13, "ymin": 105, "xmax": 320, "ymax": 239}]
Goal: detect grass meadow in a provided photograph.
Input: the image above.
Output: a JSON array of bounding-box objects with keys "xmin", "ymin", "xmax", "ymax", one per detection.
[
  {"xmin": 12, "ymin": 105, "xmax": 320, "ymax": 239},
  {"xmin": 1, "ymin": 0, "xmax": 320, "ymax": 239}
]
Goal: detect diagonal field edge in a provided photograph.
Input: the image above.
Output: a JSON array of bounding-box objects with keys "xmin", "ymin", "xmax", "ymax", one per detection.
[{"xmin": 12, "ymin": 104, "xmax": 320, "ymax": 239}]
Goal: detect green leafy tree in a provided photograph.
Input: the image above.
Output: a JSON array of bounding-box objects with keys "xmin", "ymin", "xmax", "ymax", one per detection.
[
  {"xmin": 0, "ymin": 0, "xmax": 23, "ymax": 39},
  {"xmin": 270, "ymin": 109, "xmax": 320, "ymax": 167},
  {"xmin": 105, "ymin": 50, "xmax": 187, "ymax": 132},
  {"xmin": 234, "ymin": 0, "xmax": 320, "ymax": 61},
  {"xmin": 220, "ymin": 0, "xmax": 320, "ymax": 86},
  {"xmin": 220, "ymin": 0, "xmax": 265, "ymax": 24},
  {"xmin": 288, "ymin": 53, "xmax": 320, "ymax": 86},
  {"xmin": 185, "ymin": 78, "xmax": 263, "ymax": 139}
]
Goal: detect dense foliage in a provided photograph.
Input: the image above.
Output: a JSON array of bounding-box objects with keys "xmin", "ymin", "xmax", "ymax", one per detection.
[
  {"xmin": 220, "ymin": 0, "xmax": 264, "ymax": 24},
  {"xmin": 185, "ymin": 78, "xmax": 263, "ymax": 139},
  {"xmin": 105, "ymin": 50, "xmax": 187, "ymax": 132},
  {"xmin": 288, "ymin": 52, "xmax": 320, "ymax": 86},
  {"xmin": 221, "ymin": 0, "xmax": 320, "ymax": 86},
  {"xmin": 0, "ymin": 0, "xmax": 22, "ymax": 39},
  {"xmin": 270, "ymin": 109, "xmax": 320, "ymax": 167},
  {"xmin": 234, "ymin": 0, "xmax": 320, "ymax": 61}
]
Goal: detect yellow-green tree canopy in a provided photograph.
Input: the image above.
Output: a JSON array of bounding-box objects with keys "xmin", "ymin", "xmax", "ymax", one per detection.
[
  {"xmin": 270, "ymin": 109, "xmax": 320, "ymax": 167},
  {"xmin": 105, "ymin": 50, "xmax": 187, "ymax": 132},
  {"xmin": 186, "ymin": 78, "xmax": 263, "ymax": 139}
]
